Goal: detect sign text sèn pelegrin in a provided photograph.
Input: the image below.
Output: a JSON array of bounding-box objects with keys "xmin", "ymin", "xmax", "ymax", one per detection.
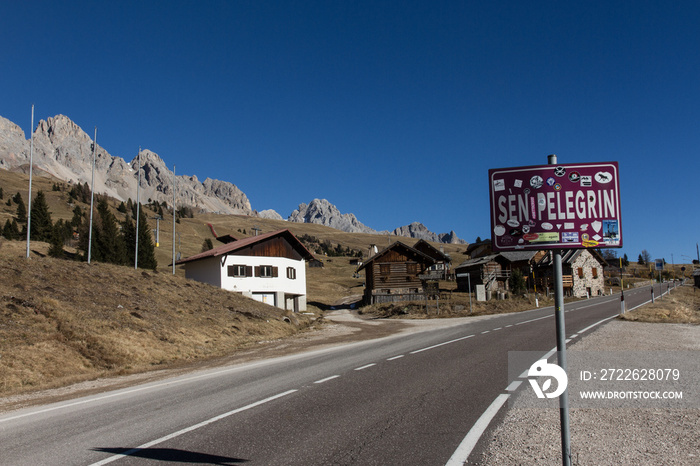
[{"xmin": 488, "ymin": 162, "xmax": 622, "ymax": 252}]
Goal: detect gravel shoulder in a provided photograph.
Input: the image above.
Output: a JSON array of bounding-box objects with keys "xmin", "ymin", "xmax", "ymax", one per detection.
[{"xmin": 474, "ymin": 320, "xmax": 700, "ymax": 465}]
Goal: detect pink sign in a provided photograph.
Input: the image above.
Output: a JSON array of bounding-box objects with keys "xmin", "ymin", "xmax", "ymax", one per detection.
[{"xmin": 488, "ymin": 162, "xmax": 622, "ymax": 251}]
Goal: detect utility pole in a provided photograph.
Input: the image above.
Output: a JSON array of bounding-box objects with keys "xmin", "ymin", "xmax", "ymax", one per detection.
[
  {"xmin": 87, "ymin": 127, "xmax": 97, "ymax": 264},
  {"xmin": 25, "ymin": 105, "xmax": 34, "ymax": 259},
  {"xmin": 548, "ymin": 154, "xmax": 571, "ymax": 466}
]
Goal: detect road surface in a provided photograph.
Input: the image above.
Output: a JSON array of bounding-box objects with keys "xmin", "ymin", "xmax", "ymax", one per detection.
[{"xmin": 0, "ymin": 283, "xmax": 667, "ymax": 465}]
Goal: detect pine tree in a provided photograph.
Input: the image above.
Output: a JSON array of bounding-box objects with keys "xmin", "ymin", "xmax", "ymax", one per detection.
[
  {"xmin": 2, "ymin": 219, "xmax": 20, "ymax": 240},
  {"xmin": 71, "ymin": 205, "xmax": 83, "ymax": 228},
  {"xmin": 94, "ymin": 197, "xmax": 127, "ymax": 265},
  {"xmin": 30, "ymin": 191, "xmax": 53, "ymax": 242},
  {"xmin": 15, "ymin": 193, "xmax": 27, "ymax": 223},
  {"xmin": 136, "ymin": 207, "xmax": 157, "ymax": 269},
  {"xmin": 48, "ymin": 222, "xmax": 65, "ymax": 258},
  {"xmin": 122, "ymin": 204, "xmax": 157, "ymax": 269}
]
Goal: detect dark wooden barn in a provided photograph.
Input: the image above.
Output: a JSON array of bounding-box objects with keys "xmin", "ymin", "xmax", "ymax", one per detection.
[{"xmin": 357, "ymin": 241, "xmax": 436, "ymax": 305}]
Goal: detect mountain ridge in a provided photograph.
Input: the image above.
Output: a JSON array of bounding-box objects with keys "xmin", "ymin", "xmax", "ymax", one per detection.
[{"xmin": 0, "ymin": 113, "xmax": 464, "ymax": 244}]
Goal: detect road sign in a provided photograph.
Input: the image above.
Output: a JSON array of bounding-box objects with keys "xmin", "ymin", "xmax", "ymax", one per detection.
[
  {"xmin": 488, "ymin": 162, "xmax": 622, "ymax": 251},
  {"xmin": 655, "ymin": 259, "xmax": 664, "ymax": 271}
]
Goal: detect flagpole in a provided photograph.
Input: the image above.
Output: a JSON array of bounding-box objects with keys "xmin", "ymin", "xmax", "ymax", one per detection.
[
  {"xmin": 25, "ymin": 105, "xmax": 34, "ymax": 259},
  {"xmin": 135, "ymin": 147, "xmax": 141, "ymax": 269},
  {"xmin": 172, "ymin": 165, "xmax": 176, "ymax": 275},
  {"xmin": 87, "ymin": 127, "xmax": 97, "ymax": 264}
]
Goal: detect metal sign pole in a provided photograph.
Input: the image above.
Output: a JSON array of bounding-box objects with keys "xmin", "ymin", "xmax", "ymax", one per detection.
[
  {"xmin": 548, "ymin": 154, "xmax": 571, "ymax": 466},
  {"xmin": 25, "ymin": 105, "xmax": 34, "ymax": 259}
]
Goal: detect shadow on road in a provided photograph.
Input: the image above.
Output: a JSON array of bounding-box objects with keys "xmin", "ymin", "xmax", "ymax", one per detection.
[{"xmin": 92, "ymin": 447, "xmax": 247, "ymax": 464}]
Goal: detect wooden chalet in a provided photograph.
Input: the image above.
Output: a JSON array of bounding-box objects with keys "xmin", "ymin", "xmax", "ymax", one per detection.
[
  {"xmin": 455, "ymin": 254, "xmax": 511, "ymax": 293},
  {"xmin": 413, "ymin": 239, "xmax": 452, "ymax": 279},
  {"xmin": 357, "ymin": 241, "xmax": 436, "ymax": 304}
]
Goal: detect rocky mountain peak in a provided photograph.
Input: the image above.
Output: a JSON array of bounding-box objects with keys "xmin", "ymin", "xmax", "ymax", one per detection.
[{"xmin": 288, "ymin": 199, "xmax": 377, "ymax": 234}]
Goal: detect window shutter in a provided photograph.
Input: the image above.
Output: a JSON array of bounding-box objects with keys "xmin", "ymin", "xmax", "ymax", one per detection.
[
  {"xmin": 577, "ymin": 267, "xmax": 584, "ymax": 278},
  {"xmin": 246, "ymin": 266, "xmax": 253, "ymax": 277},
  {"xmin": 227, "ymin": 265, "xmax": 234, "ymax": 277},
  {"xmin": 254, "ymin": 266, "xmax": 261, "ymax": 277},
  {"xmin": 272, "ymin": 266, "xmax": 278, "ymax": 277}
]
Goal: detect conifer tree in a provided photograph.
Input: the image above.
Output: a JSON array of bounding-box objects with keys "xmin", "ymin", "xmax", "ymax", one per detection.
[
  {"xmin": 71, "ymin": 205, "xmax": 83, "ymax": 228},
  {"xmin": 122, "ymin": 206, "xmax": 157, "ymax": 269},
  {"xmin": 14, "ymin": 193, "xmax": 27, "ymax": 224},
  {"xmin": 2, "ymin": 219, "xmax": 20, "ymax": 240},
  {"xmin": 93, "ymin": 197, "xmax": 127, "ymax": 265},
  {"xmin": 48, "ymin": 222, "xmax": 65, "ymax": 258},
  {"xmin": 30, "ymin": 191, "xmax": 54, "ymax": 242}
]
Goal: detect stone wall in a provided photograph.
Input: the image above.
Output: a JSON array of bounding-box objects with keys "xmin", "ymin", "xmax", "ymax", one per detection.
[{"xmin": 571, "ymin": 250, "xmax": 605, "ymax": 297}]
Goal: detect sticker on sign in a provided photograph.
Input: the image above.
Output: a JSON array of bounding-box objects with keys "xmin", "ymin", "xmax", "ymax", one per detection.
[{"xmin": 488, "ymin": 162, "xmax": 622, "ymax": 251}]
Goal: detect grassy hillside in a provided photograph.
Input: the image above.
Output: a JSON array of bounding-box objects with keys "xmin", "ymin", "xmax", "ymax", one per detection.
[
  {"xmin": 0, "ymin": 168, "xmax": 470, "ymax": 307},
  {"xmin": 0, "ymin": 239, "xmax": 316, "ymax": 397}
]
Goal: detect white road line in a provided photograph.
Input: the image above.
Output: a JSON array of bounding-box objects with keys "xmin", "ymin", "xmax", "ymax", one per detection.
[
  {"xmin": 481, "ymin": 330, "xmax": 490, "ymax": 334},
  {"xmin": 314, "ymin": 375, "xmax": 340, "ymax": 384},
  {"xmin": 387, "ymin": 355, "xmax": 404, "ymax": 361},
  {"xmin": 354, "ymin": 363, "xmax": 376, "ymax": 371},
  {"xmin": 453, "ymin": 309, "xmax": 629, "ymax": 465},
  {"xmin": 445, "ymin": 394, "xmax": 510, "ymax": 466},
  {"xmin": 493, "ymin": 327, "xmax": 502, "ymax": 331},
  {"xmin": 506, "ymin": 381, "xmax": 522, "ymax": 392},
  {"xmin": 89, "ymin": 389, "xmax": 298, "ymax": 466},
  {"xmin": 409, "ymin": 335, "xmax": 474, "ymax": 354}
]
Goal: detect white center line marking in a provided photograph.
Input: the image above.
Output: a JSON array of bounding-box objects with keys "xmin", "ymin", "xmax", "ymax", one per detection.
[
  {"xmin": 355, "ymin": 363, "xmax": 376, "ymax": 371},
  {"xmin": 387, "ymin": 355, "xmax": 404, "ymax": 361},
  {"xmin": 314, "ymin": 375, "xmax": 340, "ymax": 384},
  {"xmin": 410, "ymin": 335, "xmax": 475, "ymax": 354}
]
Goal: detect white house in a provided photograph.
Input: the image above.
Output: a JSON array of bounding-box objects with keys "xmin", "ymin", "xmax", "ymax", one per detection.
[{"xmin": 177, "ymin": 229, "xmax": 314, "ymax": 312}]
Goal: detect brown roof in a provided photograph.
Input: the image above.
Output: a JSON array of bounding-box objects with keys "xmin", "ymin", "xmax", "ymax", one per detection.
[
  {"xmin": 357, "ymin": 241, "xmax": 436, "ymax": 272},
  {"xmin": 176, "ymin": 229, "xmax": 314, "ymax": 265}
]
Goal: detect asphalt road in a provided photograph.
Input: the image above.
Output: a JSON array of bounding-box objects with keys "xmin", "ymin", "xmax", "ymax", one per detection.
[{"xmin": 0, "ymin": 283, "xmax": 669, "ymax": 465}]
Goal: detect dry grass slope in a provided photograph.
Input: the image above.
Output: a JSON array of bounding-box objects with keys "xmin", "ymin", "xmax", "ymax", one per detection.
[{"xmin": 0, "ymin": 240, "xmax": 313, "ymax": 396}]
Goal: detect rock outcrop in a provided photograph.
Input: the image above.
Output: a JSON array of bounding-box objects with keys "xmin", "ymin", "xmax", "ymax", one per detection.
[
  {"xmin": 288, "ymin": 199, "xmax": 377, "ymax": 234},
  {"xmin": 391, "ymin": 222, "xmax": 466, "ymax": 244}
]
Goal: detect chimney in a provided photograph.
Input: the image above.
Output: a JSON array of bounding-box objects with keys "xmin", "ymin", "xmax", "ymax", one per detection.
[{"xmin": 368, "ymin": 244, "xmax": 378, "ymax": 258}]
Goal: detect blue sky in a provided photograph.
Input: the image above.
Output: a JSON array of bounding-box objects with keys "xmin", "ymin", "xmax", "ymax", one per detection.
[{"xmin": 2, "ymin": 1, "xmax": 699, "ymax": 265}]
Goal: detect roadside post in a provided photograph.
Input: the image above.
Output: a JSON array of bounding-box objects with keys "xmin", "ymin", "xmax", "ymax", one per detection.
[
  {"xmin": 488, "ymin": 156, "xmax": 623, "ymax": 466},
  {"xmin": 655, "ymin": 259, "xmax": 664, "ymax": 300},
  {"xmin": 620, "ymin": 257, "xmax": 625, "ymax": 314}
]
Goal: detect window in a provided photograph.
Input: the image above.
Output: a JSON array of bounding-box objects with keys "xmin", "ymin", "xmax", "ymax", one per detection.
[
  {"xmin": 407, "ymin": 263, "xmax": 419, "ymax": 275},
  {"xmin": 577, "ymin": 267, "xmax": 584, "ymax": 278},
  {"xmin": 380, "ymin": 264, "xmax": 390, "ymax": 275},
  {"xmin": 255, "ymin": 265, "xmax": 278, "ymax": 278},
  {"xmin": 592, "ymin": 267, "xmax": 598, "ymax": 279},
  {"xmin": 228, "ymin": 265, "xmax": 250, "ymax": 277},
  {"xmin": 286, "ymin": 267, "xmax": 296, "ymax": 280}
]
